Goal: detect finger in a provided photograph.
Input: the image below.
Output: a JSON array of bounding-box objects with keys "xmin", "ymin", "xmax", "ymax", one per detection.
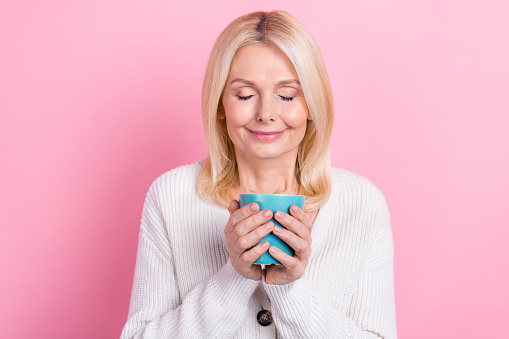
[
  {"xmin": 225, "ymin": 200, "xmax": 241, "ymax": 234},
  {"xmin": 236, "ymin": 221, "xmax": 274, "ymax": 251},
  {"xmin": 268, "ymin": 246, "xmax": 303, "ymax": 276},
  {"xmin": 272, "ymin": 225, "xmax": 311, "ymax": 256},
  {"xmin": 273, "ymin": 210, "xmax": 310, "ymax": 240},
  {"xmin": 228, "ymin": 200, "xmax": 240, "ymax": 215},
  {"xmin": 288, "ymin": 205, "xmax": 313, "ymax": 229},
  {"xmin": 233, "ymin": 208, "xmax": 273, "ymax": 236},
  {"xmin": 230, "ymin": 221, "xmax": 273, "ymax": 259},
  {"xmin": 239, "ymin": 240, "xmax": 270, "ymax": 266},
  {"xmin": 230, "ymin": 202, "xmax": 261, "ymax": 227},
  {"xmin": 226, "ymin": 202, "xmax": 258, "ymax": 234}
]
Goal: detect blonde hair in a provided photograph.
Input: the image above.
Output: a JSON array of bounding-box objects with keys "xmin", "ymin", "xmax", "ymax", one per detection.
[{"xmin": 197, "ymin": 10, "xmax": 334, "ymax": 211}]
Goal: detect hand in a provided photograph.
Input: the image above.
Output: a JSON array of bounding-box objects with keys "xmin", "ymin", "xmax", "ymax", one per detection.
[
  {"xmin": 225, "ymin": 200, "xmax": 275, "ymax": 281},
  {"xmin": 264, "ymin": 205, "xmax": 314, "ymax": 285}
]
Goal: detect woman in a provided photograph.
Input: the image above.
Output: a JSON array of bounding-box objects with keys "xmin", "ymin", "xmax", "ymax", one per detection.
[{"xmin": 120, "ymin": 10, "xmax": 397, "ymax": 339}]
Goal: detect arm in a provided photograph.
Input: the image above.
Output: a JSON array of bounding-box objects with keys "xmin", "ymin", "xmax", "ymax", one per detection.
[
  {"xmin": 120, "ymin": 183, "xmax": 259, "ymax": 339},
  {"xmin": 263, "ymin": 195, "xmax": 397, "ymax": 338}
]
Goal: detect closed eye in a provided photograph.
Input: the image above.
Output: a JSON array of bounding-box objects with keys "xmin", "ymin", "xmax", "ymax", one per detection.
[
  {"xmin": 236, "ymin": 95, "xmax": 295, "ymax": 101},
  {"xmin": 236, "ymin": 95, "xmax": 254, "ymax": 101}
]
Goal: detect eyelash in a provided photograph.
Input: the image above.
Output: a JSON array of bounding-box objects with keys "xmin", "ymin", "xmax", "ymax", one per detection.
[
  {"xmin": 236, "ymin": 95, "xmax": 253, "ymax": 101},
  {"xmin": 236, "ymin": 95, "xmax": 295, "ymax": 101}
]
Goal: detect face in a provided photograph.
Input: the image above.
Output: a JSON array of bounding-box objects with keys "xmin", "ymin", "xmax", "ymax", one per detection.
[{"xmin": 220, "ymin": 43, "xmax": 311, "ymax": 162}]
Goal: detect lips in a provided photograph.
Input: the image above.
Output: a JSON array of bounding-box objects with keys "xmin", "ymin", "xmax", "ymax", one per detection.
[{"xmin": 247, "ymin": 129, "xmax": 286, "ymax": 140}]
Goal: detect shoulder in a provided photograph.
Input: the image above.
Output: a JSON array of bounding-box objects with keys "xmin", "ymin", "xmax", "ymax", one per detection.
[
  {"xmin": 149, "ymin": 160, "xmax": 203, "ymax": 192},
  {"xmin": 139, "ymin": 160, "xmax": 206, "ymax": 228},
  {"xmin": 144, "ymin": 160, "xmax": 204, "ymax": 205},
  {"xmin": 330, "ymin": 166, "xmax": 389, "ymax": 217}
]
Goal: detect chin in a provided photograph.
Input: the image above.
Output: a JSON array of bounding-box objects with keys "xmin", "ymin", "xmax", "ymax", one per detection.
[{"xmin": 247, "ymin": 147, "xmax": 297, "ymax": 161}]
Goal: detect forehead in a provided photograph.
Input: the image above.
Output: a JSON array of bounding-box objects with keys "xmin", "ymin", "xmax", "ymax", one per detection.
[{"xmin": 227, "ymin": 43, "xmax": 299, "ymax": 81}]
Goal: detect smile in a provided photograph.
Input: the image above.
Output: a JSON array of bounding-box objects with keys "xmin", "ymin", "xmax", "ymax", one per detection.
[{"xmin": 247, "ymin": 129, "xmax": 287, "ymax": 140}]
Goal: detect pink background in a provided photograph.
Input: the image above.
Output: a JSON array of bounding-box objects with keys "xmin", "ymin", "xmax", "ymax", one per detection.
[{"xmin": 1, "ymin": 1, "xmax": 508, "ymax": 338}]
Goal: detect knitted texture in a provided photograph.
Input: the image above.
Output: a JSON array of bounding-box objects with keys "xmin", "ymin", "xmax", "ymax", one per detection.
[{"xmin": 120, "ymin": 161, "xmax": 397, "ymax": 338}]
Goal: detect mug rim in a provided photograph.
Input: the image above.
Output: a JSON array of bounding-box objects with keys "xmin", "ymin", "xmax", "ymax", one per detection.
[{"xmin": 239, "ymin": 193, "xmax": 306, "ymax": 198}]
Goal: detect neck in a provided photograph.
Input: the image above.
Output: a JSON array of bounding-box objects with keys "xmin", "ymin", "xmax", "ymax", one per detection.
[{"xmin": 232, "ymin": 149, "xmax": 300, "ymax": 197}]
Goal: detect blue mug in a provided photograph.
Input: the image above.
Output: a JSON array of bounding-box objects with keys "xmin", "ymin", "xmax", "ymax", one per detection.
[{"xmin": 239, "ymin": 193, "xmax": 305, "ymax": 265}]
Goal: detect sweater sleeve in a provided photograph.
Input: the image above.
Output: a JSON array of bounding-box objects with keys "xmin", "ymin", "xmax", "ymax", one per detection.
[
  {"xmin": 262, "ymin": 192, "xmax": 397, "ymax": 339},
  {"xmin": 119, "ymin": 180, "xmax": 260, "ymax": 339}
]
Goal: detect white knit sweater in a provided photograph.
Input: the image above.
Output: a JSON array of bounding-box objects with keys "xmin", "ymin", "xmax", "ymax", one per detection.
[{"xmin": 120, "ymin": 161, "xmax": 397, "ymax": 339}]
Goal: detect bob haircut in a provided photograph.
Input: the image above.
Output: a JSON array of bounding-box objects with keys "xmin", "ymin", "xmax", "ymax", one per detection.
[{"xmin": 197, "ymin": 10, "xmax": 334, "ymax": 211}]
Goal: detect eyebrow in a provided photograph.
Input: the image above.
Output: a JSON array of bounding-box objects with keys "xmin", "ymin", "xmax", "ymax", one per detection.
[{"xmin": 229, "ymin": 78, "xmax": 301, "ymax": 86}]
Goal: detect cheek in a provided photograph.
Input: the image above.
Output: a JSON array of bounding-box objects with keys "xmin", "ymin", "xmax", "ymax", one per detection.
[
  {"xmin": 223, "ymin": 104, "xmax": 247, "ymax": 144},
  {"xmin": 284, "ymin": 105, "xmax": 310, "ymax": 128},
  {"xmin": 224, "ymin": 102, "xmax": 251, "ymax": 128}
]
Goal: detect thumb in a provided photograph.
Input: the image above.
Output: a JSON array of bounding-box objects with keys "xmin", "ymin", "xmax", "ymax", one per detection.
[{"xmin": 228, "ymin": 200, "xmax": 240, "ymax": 215}]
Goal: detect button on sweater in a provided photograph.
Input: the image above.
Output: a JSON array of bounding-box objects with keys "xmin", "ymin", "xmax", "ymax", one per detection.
[{"xmin": 120, "ymin": 160, "xmax": 397, "ymax": 338}]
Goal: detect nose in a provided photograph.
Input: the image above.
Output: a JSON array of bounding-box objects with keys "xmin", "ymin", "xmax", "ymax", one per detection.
[{"xmin": 256, "ymin": 95, "xmax": 278, "ymax": 122}]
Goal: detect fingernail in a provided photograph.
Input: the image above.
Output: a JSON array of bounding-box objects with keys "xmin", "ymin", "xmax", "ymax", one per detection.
[
  {"xmin": 264, "ymin": 222, "xmax": 273, "ymax": 230},
  {"xmin": 261, "ymin": 241, "xmax": 269, "ymax": 248},
  {"xmin": 273, "ymin": 226, "xmax": 282, "ymax": 234},
  {"xmin": 270, "ymin": 247, "xmax": 277, "ymax": 254},
  {"xmin": 275, "ymin": 211, "xmax": 284, "ymax": 219},
  {"xmin": 249, "ymin": 204, "xmax": 257, "ymax": 212},
  {"xmin": 262, "ymin": 210, "xmax": 271, "ymax": 218},
  {"xmin": 292, "ymin": 205, "xmax": 300, "ymax": 213}
]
